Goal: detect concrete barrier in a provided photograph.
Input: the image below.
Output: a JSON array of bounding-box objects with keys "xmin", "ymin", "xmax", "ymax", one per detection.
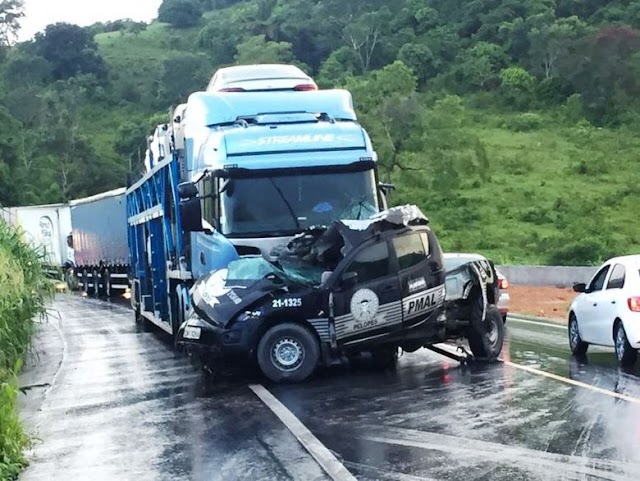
[{"xmin": 496, "ymin": 265, "xmax": 598, "ymax": 288}]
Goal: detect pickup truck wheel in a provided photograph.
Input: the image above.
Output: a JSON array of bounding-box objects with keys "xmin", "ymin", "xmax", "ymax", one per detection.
[
  {"xmin": 468, "ymin": 304, "xmax": 505, "ymax": 360},
  {"xmin": 257, "ymin": 323, "xmax": 319, "ymax": 383},
  {"xmin": 371, "ymin": 346, "xmax": 399, "ymax": 370}
]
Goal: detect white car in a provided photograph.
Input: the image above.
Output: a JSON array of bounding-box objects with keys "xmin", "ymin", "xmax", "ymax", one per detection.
[
  {"xmin": 569, "ymin": 255, "xmax": 640, "ymax": 366},
  {"xmin": 206, "ymin": 64, "xmax": 317, "ymax": 92}
]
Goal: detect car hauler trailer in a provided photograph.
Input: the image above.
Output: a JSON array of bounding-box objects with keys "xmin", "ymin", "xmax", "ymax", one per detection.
[
  {"xmin": 0, "ymin": 203, "xmax": 73, "ymax": 271},
  {"xmin": 69, "ymin": 188, "xmax": 129, "ymax": 296},
  {"xmin": 127, "ymin": 88, "xmax": 386, "ymax": 337}
]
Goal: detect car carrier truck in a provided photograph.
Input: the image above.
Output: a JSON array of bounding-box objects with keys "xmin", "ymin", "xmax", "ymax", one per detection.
[{"xmin": 127, "ymin": 88, "xmax": 385, "ymax": 337}]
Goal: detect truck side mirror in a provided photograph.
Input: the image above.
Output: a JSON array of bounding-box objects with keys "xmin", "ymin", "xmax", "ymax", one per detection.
[
  {"xmin": 180, "ymin": 198, "xmax": 205, "ymax": 233},
  {"xmin": 178, "ymin": 181, "xmax": 198, "ymax": 200},
  {"xmin": 378, "ymin": 182, "xmax": 396, "ymax": 195}
]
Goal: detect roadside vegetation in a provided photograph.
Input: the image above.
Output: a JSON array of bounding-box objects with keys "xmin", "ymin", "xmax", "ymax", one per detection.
[
  {"xmin": 0, "ymin": 220, "xmax": 49, "ymax": 480},
  {"xmin": 2, "ymin": 0, "xmax": 640, "ymax": 264}
]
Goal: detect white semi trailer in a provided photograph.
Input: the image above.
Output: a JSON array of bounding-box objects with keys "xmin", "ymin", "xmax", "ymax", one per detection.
[{"xmin": 0, "ymin": 203, "xmax": 74, "ymax": 268}]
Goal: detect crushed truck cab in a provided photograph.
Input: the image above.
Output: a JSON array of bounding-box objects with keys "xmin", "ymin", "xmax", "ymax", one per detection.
[{"xmin": 177, "ymin": 205, "xmax": 504, "ymax": 383}]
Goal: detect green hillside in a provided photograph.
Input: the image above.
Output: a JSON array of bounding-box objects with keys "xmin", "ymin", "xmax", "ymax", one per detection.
[{"xmin": 1, "ymin": 0, "xmax": 640, "ymax": 265}]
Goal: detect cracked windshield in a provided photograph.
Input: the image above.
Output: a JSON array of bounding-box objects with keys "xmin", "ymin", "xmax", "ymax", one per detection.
[{"xmin": 1, "ymin": 0, "xmax": 640, "ymax": 480}]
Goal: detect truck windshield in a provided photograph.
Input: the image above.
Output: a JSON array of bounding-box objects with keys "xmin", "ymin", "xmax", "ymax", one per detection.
[{"xmin": 218, "ymin": 169, "xmax": 379, "ymax": 237}]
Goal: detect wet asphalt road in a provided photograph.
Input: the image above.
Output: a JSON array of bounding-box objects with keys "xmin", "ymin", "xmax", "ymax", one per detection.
[{"xmin": 18, "ymin": 295, "xmax": 640, "ymax": 481}]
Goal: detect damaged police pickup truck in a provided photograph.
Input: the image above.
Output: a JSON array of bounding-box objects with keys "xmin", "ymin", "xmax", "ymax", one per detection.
[{"xmin": 177, "ymin": 205, "xmax": 505, "ymax": 383}]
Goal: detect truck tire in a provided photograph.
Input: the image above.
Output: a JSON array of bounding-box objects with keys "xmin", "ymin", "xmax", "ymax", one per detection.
[
  {"xmin": 102, "ymin": 269, "xmax": 111, "ymax": 298},
  {"xmin": 468, "ymin": 304, "xmax": 505, "ymax": 360},
  {"xmin": 92, "ymin": 268, "xmax": 100, "ymax": 297},
  {"xmin": 257, "ymin": 323, "xmax": 319, "ymax": 383},
  {"xmin": 82, "ymin": 269, "xmax": 89, "ymax": 295}
]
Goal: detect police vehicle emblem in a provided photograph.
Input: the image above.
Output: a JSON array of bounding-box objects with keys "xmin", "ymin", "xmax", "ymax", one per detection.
[{"xmin": 350, "ymin": 289, "xmax": 380, "ymax": 323}]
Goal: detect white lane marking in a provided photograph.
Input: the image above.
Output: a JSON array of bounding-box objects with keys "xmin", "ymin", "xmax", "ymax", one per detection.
[
  {"xmin": 249, "ymin": 384, "xmax": 357, "ymax": 481},
  {"xmin": 360, "ymin": 426, "xmax": 634, "ymax": 479},
  {"xmin": 503, "ymin": 360, "xmax": 640, "ymax": 405},
  {"xmin": 508, "ymin": 316, "xmax": 565, "ymax": 329}
]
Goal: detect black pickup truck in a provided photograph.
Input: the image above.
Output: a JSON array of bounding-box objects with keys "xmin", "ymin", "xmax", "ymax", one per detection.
[{"xmin": 177, "ymin": 205, "xmax": 505, "ymax": 383}]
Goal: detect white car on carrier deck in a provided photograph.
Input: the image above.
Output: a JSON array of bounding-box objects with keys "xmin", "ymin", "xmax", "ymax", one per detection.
[
  {"xmin": 206, "ymin": 64, "xmax": 317, "ymax": 92},
  {"xmin": 569, "ymin": 255, "xmax": 640, "ymax": 366}
]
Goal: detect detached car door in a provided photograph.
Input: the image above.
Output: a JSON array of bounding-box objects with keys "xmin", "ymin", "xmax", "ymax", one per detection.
[
  {"xmin": 332, "ymin": 237, "xmax": 403, "ymax": 346},
  {"xmin": 392, "ymin": 231, "xmax": 445, "ymax": 329}
]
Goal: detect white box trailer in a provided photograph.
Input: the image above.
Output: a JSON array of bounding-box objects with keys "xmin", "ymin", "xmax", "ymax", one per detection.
[{"xmin": 0, "ymin": 203, "xmax": 73, "ymax": 267}]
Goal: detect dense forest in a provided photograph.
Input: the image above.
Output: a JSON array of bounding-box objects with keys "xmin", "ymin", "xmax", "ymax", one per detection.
[{"xmin": 1, "ymin": 0, "xmax": 640, "ymax": 264}]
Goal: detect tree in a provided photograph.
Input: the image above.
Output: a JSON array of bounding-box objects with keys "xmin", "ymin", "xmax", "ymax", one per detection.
[
  {"xmin": 34, "ymin": 23, "xmax": 107, "ymax": 80},
  {"xmin": 451, "ymin": 42, "xmax": 510, "ymax": 91},
  {"xmin": 234, "ymin": 34, "xmax": 294, "ymax": 64},
  {"xmin": 198, "ymin": 16, "xmax": 240, "ymax": 65},
  {"xmin": 158, "ymin": 54, "xmax": 212, "ymax": 105},
  {"xmin": 158, "ymin": 0, "xmax": 203, "ymax": 28},
  {"xmin": 500, "ymin": 66, "xmax": 536, "ymax": 109},
  {"xmin": 560, "ymin": 26, "xmax": 640, "ymax": 124},
  {"xmin": 529, "ymin": 16, "xmax": 588, "ymax": 78},
  {"xmin": 0, "ymin": 105, "xmax": 23, "ymax": 205},
  {"xmin": 339, "ymin": 7, "xmax": 392, "ymax": 74},
  {"xmin": 344, "ymin": 61, "xmax": 420, "ymax": 180},
  {"xmin": 2, "ymin": 51, "xmax": 51, "ymax": 88},
  {"xmin": 398, "ymin": 43, "xmax": 437, "ymax": 85},
  {"xmin": 0, "ymin": 0, "xmax": 23, "ymax": 48}
]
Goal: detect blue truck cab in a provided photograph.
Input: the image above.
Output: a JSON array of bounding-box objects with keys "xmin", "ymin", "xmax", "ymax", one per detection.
[{"xmin": 127, "ymin": 89, "xmax": 385, "ymax": 336}]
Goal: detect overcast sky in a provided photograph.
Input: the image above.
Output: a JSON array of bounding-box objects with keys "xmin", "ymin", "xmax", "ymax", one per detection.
[{"xmin": 18, "ymin": 0, "xmax": 163, "ymax": 41}]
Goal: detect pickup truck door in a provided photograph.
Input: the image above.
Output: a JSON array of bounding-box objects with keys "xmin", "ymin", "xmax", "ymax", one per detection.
[
  {"xmin": 331, "ymin": 238, "xmax": 403, "ymax": 347},
  {"xmin": 392, "ymin": 232, "xmax": 445, "ymax": 329}
]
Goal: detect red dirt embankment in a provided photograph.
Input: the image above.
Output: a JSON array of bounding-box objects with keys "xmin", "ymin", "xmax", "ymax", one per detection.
[{"xmin": 509, "ymin": 285, "xmax": 575, "ymax": 322}]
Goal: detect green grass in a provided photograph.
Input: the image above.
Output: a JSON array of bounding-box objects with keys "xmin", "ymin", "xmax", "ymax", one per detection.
[
  {"xmin": 96, "ymin": 22, "xmax": 203, "ymax": 97},
  {"xmin": 0, "ymin": 221, "xmax": 49, "ymax": 480},
  {"xmin": 391, "ymin": 108, "xmax": 640, "ymax": 265}
]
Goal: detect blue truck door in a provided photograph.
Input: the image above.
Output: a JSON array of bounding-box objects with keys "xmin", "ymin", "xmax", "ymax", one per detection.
[{"xmin": 331, "ymin": 239, "xmax": 403, "ymax": 346}]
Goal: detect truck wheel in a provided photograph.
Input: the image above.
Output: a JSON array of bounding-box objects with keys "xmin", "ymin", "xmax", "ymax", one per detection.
[
  {"xmin": 371, "ymin": 346, "xmax": 399, "ymax": 370},
  {"xmin": 468, "ymin": 305, "xmax": 505, "ymax": 360},
  {"xmin": 82, "ymin": 269, "xmax": 89, "ymax": 295},
  {"xmin": 102, "ymin": 269, "xmax": 111, "ymax": 298},
  {"xmin": 257, "ymin": 323, "xmax": 319, "ymax": 383},
  {"xmin": 134, "ymin": 304, "xmax": 151, "ymax": 332},
  {"xmin": 92, "ymin": 269, "xmax": 99, "ymax": 297}
]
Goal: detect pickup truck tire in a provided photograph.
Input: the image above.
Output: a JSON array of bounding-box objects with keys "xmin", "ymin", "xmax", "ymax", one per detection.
[
  {"xmin": 257, "ymin": 323, "xmax": 320, "ymax": 383},
  {"xmin": 371, "ymin": 346, "xmax": 399, "ymax": 370},
  {"xmin": 468, "ymin": 304, "xmax": 505, "ymax": 360}
]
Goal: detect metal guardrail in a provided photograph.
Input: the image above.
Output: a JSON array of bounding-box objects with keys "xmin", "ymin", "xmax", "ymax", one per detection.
[{"xmin": 496, "ymin": 265, "xmax": 598, "ymax": 288}]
